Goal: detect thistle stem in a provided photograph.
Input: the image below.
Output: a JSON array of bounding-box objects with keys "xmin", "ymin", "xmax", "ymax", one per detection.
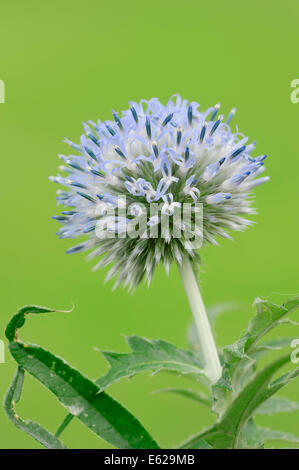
[{"xmin": 179, "ymin": 255, "xmax": 222, "ymax": 383}]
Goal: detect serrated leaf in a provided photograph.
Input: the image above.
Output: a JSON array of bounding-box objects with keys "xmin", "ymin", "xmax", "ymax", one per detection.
[
  {"xmin": 4, "ymin": 366, "xmax": 67, "ymax": 449},
  {"xmin": 254, "ymin": 427, "xmax": 299, "ymax": 445},
  {"xmin": 252, "ymin": 337, "xmax": 295, "ymax": 356},
  {"xmin": 5, "ymin": 305, "xmax": 159, "ymax": 449},
  {"xmin": 217, "ymin": 355, "xmax": 288, "ymax": 445},
  {"xmin": 216, "ymin": 355, "xmax": 299, "ymax": 448},
  {"xmin": 201, "ymin": 354, "xmax": 299, "ymax": 448},
  {"xmin": 245, "ymin": 297, "xmax": 299, "ymax": 353},
  {"xmin": 255, "ymin": 396, "xmax": 299, "ymax": 415},
  {"xmin": 242, "ymin": 420, "xmax": 299, "ymax": 447},
  {"xmin": 153, "ymin": 388, "xmax": 211, "ymax": 407},
  {"xmin": 213, "ymin": 298, "xmax": 299, "ymax": 415},
  {"xmin": 96, "ymin": 336, "xmax": 206, "ymax": 390},
  {"xmin": 224, "ymin": 297, "xmax": 299, "ymax": 367},
  {"xmin": 180, "ymin": 426, "xmax": 231, "ymax": 449},
  {"xmin": 179, "ymin": 432, "xmax": 214, "ymax": 449},
  {"xmin": 59, "ymin": 335, "xmax": 207, "ymax": 439}
]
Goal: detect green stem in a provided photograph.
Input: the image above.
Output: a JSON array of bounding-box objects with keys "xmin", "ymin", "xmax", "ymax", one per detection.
[
  {"xmin": 55, "ymin": 413, "xmax": 74, "ymax": 438},
  {"xmin": 179, "ymin": 255, "xmax": 222, "ymax": 383}
]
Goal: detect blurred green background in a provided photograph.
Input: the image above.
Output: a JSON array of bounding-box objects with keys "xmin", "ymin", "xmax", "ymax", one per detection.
[{"xmin": 1, "ymin": 0, "xmax": 299, "ymax": 449}]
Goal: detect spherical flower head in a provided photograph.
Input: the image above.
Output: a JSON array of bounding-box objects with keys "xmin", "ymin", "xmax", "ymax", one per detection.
[{"xmin": 50, "ymin": 95, "xmax": 269, "ymax": 290}]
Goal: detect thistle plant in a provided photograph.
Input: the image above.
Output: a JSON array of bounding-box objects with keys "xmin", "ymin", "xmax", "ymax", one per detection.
[
  {"xmin": 49, "ymin": 95, "xmax": 268, "ymax": 291},
  {"xmin": 4, "ymin": 97, "xmax": 299, "ymax": 450},
  {"xmin": 49, "ymin": 96, "xmax": 268, "ymax": 383}
]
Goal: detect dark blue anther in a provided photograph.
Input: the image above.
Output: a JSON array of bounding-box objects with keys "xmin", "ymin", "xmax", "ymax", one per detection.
[
  {"xmin": 77, "ymin": 191, "xmax": 96, "ymax": 203},
  {"xmin": 185, "ymin": 147, "xmax": 190, "ymax": 161},
  {"xmin": 230, "ymin": 145, "xmax": 246, "ymax": 159},
  {"xmin": 52, "ymin": 216, "xmax": 68, "ymax": 222},
  {"xmin": 83, "ymin": 225, "xmax": 96, "ymax": 233},
  {"xmin": 112, "ymin": 111, "xmax": 123, "ymax": 130},
  {"xmin": 68, "ymin": 162, "xmax": 84, "ymax": 172},
  {"xmin": 114, "ymin": 146, "xmax": 126, "ymax": 159},
  {"xmin": 200, "ymin": 123, "xmax": 206, "ymax": 142},
  {"xmin": 91, "ymin": 169, "xmax": 104, "ymax": 177},
  {"xmin": 152, "ymin": 143, "xmax": 159, "ymax": 158},
  {"xmin": 210, "ymin": 118, "xmax": 221, "ymax": 136},
  {"xmin": 105, "ymin": 124, "xmax": 116, "ymax": 136},
  {"xmin": 84, "ymin": 147, "xmax": 98, "ymax": 162},
  {"xmin": 88, "ymin": 133, "xmax": 99, "ymax": 145},
  {"xmin": 210, "ymin": 103, "xmax": 220, "ymax": 121},
  {"xmin": 70, "ymin": 182, "xmax": 88, "ymax": 189},
  {"xmin": 66, "ymin": 244, "xmax": 85, "ymax": 254},
  {"xmin": 145, "ymin": 116, "xmax": 151, "ymax": 139},
  {"xmin": 62, "ymin": 210, "xmax": 77, "ymax": 215},
  {"xmin": 130, "ymin": 106, "xmax": 139, "ymax": 124},
  {"xmin": 162, "ymin": 113, "xmax": 173, "ymax": 127},
  {"xmin": 187, "ymin": 104, "xmax": 193, "ymax": 126},
  {"xmin": 176, "ymin": 129, "xmax": 182, "ymax": 146}
]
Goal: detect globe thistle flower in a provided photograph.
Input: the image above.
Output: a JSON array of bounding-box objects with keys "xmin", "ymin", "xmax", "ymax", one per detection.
[
  {"xmin": 50, "ymin": 95, "xmax": 268, "ymax": 290},
  {"xmin": 50, "ymin": 95, "xmax": 269, "ymax": 383}
]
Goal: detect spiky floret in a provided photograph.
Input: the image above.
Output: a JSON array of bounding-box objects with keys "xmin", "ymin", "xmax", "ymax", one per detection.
[{"xmin": 50, "ymin": 95, "xmax": 269, "ymax": 289}]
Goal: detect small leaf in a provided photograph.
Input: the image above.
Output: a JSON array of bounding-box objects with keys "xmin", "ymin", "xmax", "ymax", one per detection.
[
  {"xmin": 242, "ymin": 420, "xmax": 299, "ymax": 447},
  {"xmin": 245, "ymin": 297, "xmax": 299, "ymax": 353},
  {"xmin": 55, "ymin": 413, "xmax": 75, "ymax": 438},
  {"xmin": 180, "ymin": 426, "xmax": 231, "ymax": 449},
  {"xmin": 213, "ymin": 297, "xmax": 299, "ymax": 414},
  {"xmin": 153, "ymin": 388, "xmax": 211, "ymax": 407},
  {"xmin": 5, "ymin": 305, "xmax": 159, "ymax": 449},
  {"xmin": 252, "ymin": 337, "xmax": 295, "ymax": 357},
  {"xmin": 217, "ymin": 355, "xmax": 299, "ymax": 448},
  {"xmin": 4, "ymin": 366, "xmax": 67, "ymax": 449},
  {"xmin": 223, "ymin": 297, "xmax": 299, "ymax": 367},
  {"xmin": 255, "ymin": 396, "xmax": 299, "ymax": 415},
  {"xmin": 254, "ymin": 427, "xmax": 299, "ymax": 445},
  {"xmin": 179, "ymin": 433, "xmax": 214, "ymax": 449},
  {"xmin": 96, "ymin": 335, "xmax": 206, "ymax": 390}
]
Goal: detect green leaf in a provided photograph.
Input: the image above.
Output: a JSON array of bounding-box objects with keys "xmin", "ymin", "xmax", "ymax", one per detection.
[
  {"xmin": 180, "ymin": 426, "xmax": 231, "ymax": 449},
  {"xmin": 5, "ymin": 305, "xmax": 159, "ymax": 449},
  {"xmin": 242, "ymin": 420, "xmax": 299, "ymax": 447},
  {"xmin": 179, "ymin": 433, "xmax": 214, "ymax": 449},
  {"xmin": 4, "ymin": 366, "xmax": 67, "ymax": 449},
  {"xmin": 252, "ymin": 337, "xmax": 295, "ymax": 357},
  {"xmin": 57, "ymin": 335, "xmax": 207, "ymax": 439},
  {"xmin": 255, "ymin": 396, "xmax": 299, "ymax": 415},
  {"xmin": 96, "ymin": 336, "xmax": 206, "ymax": 390},
  {"xmin": 216, "ymin": 355, "xmax": 299, "ymax": 448},
  {"xmin": 212, "ymin": 298, "xmax": 299, "ymax": 415},
  {"xmin": 245, "ymin": 297, "xmax": 299, "ymax": 354},
  {"xmin": 254, "ymin": 427, "xmax": 299, "ymax": 445},
  {"xmin": 55, "ymin": 413, "xmax": 75, "ymax": 437},
  {"xmin": 202, "ymin": 354, "xmax": 299, "ymax": 448},
  {"xmin": 223, "ymin": 297, "xmax": 299, "ymax": 367},
  {"xmin": 153, "ymin": 388, "xmax": 211, "ymax": 407}
]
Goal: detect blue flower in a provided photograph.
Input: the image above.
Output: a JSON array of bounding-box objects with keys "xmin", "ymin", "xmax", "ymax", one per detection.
[{"xmin": 50, "ymin": 95, "xmax": 269, "ymax": 289}]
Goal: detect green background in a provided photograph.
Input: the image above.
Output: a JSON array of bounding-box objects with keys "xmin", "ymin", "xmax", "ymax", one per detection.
[{"xmin": 1, "ymin": 0, "xmax": 299, "ymax": 449}]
